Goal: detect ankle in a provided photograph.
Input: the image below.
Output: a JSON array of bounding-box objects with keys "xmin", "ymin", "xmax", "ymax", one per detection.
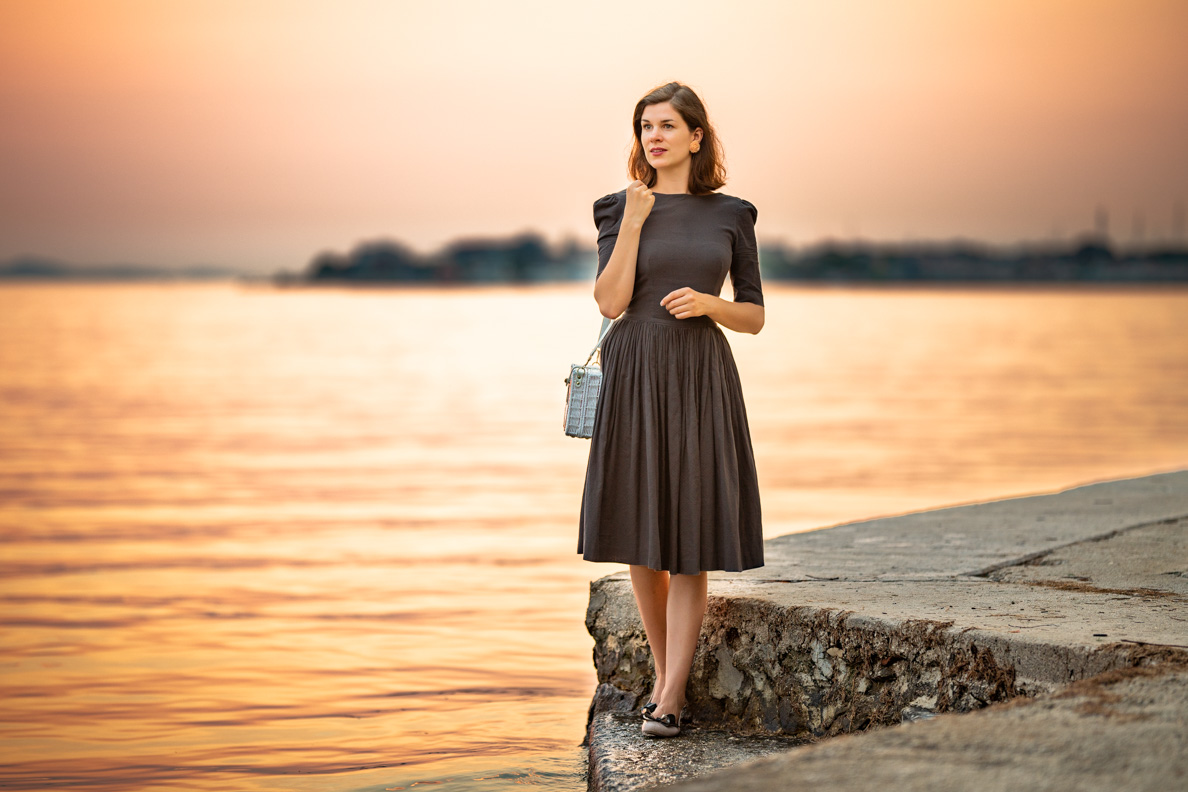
[{"xmin": 655, "ymin": 693, "xmax": 684, "ymax": 718}]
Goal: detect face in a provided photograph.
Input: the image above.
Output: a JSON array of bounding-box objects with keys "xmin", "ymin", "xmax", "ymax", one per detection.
[{"xmin": 640, "ymin": 101, "xmax": 702, "ymax": 169}]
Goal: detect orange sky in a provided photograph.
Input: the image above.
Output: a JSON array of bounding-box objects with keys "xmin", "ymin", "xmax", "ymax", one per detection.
[{"xmin": 1, "ymin": 0, "xmax": 1186, "ymax": 271}]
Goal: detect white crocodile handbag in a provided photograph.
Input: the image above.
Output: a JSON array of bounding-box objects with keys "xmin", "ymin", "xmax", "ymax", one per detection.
[{"xmin": 563, "ymin": 317, "xmax": 613, "ymax": 439}]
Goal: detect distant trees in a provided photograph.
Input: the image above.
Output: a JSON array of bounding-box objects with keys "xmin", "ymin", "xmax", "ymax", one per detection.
[
  {"xmin": 307, "ymin": 241, "xmax": 426, "ymax": 281},
  {"xmin": 296, "ymin": 233, "xmax": 1188, "ymax": 285},
  {"xmin": 756, "ymin": 237, "xmax": 1188, "ymax": 283},
  {"xmin": 303, "ymin": 232, "xmax": 593, "ymax": 284}
]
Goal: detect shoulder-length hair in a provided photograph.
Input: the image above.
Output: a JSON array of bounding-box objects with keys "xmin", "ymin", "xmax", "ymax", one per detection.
[{"xmin": 628, "ymin": 81, "xmax": 727, "ymax": 195}]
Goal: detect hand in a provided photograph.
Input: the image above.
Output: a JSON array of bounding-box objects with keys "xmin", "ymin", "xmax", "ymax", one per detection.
[
  {"xmin": 623, "ymin": 180, "xmax": 655, "ymax": 229},
  {"xmin": 660, "ymin": 287, "xmax": 713, "ymax": 320}
]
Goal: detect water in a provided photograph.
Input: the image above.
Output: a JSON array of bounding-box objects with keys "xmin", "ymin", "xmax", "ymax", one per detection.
[{"xmin": 1, "ymin": 282, "xmax": 1186, "ymax": 791}]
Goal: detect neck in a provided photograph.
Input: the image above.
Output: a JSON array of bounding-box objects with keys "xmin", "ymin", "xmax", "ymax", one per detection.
[{"xmin": 652, "ymin": 165, "xmax": 691, "ymax": 195}]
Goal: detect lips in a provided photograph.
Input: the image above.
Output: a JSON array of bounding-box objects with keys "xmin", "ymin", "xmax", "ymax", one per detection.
[{"xmin": 650, "ymin": 148, "xmax": 667, "ymax": 155}]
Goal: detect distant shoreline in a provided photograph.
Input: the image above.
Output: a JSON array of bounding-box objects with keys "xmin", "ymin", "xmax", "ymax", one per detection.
[
  {"xmin": 4, "ymin": 233, "xmax": 1187, "ymax": 285},
  {"xmin": 5, "ymin": 275, "xmax": 1188, "ymax": 290}
]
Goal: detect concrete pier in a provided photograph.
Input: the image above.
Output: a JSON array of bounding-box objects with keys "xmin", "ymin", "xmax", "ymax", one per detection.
[{"xmin": 584, "ymin": 469, "xmax": 1188, "ymax": 791}]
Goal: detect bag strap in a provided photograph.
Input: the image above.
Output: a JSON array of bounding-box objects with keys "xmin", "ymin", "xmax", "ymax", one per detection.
[{"xmin": 583, "ymin": 317, "xmax": 613, "ymax": 366}]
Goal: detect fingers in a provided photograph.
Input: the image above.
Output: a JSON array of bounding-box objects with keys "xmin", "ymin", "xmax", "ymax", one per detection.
[
  {"xmin": 625, "ymin": 181, "xmax": 656, "ymax": 224},
  {"xmin": 661, "ymin": 288, "xmax": 700, "ymax": 319},
  {"xmin": 659, "ymin": 287, "xmax": 689, "ymax": 307},
  {"xmin": 666, "ymin": 298, "xmax": 692, "ymax": 313},
  {"xmin": 628, "ymin": 181, "xmax": 653, "ymax": 199}
]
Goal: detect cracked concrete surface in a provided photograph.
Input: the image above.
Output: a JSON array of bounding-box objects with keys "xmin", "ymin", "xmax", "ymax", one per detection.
[
  {"xmin": 662, "ymin": 664, "xmax": 1188, "ymax": 792},
  {"xmin": 584, "ymin": 469, "xmax": 1188, "ymax": 791}
]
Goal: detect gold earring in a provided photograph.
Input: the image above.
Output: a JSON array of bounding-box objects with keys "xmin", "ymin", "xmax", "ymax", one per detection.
[{"xmin": 690, "ymin": 142, "xmax": 700, "ymax": 153}]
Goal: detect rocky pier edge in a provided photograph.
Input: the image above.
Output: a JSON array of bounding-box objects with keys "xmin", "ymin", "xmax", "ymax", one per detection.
[{"xmin": 584, "ymin": 469, "xmax": 1188, "ymax": 792}]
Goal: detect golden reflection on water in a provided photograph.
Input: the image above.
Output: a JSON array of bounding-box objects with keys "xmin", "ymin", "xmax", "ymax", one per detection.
[{"xmin": 1, "ymin": 282, "xmax": 1186, "ymax": 790}]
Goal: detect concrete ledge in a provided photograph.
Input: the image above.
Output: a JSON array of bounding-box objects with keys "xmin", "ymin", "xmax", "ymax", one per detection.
[
  {"xmin": 662, "ymin": 662, "xmax": 1188, "ymax": 792},
  {"xmin": 584, "ymin": 470, "xmax": 1188, "ymax": 791}
]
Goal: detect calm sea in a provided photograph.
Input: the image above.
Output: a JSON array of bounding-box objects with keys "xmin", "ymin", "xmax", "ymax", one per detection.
[{"xmin": 1, "ymin": 282, "xmax": 1186, "ymax": 791}]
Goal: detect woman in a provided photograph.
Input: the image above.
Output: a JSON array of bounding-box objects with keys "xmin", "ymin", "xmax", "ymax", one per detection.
[{"xmin": 578, "ymin": 81, "xmax": 765, "ymax": 738}]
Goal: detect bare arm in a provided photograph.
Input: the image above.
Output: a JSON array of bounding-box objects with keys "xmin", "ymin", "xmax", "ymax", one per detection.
[
  {"xmin": 593, "ymin": 181, "xmax": 655, "ymax": 319},
  {"xmin": 593, "ymin": 218, "xmax": 643, "ymax": 318},
  {"xmin": 660, "ymin": 288, "xmax": 765, "ymax": 334}
]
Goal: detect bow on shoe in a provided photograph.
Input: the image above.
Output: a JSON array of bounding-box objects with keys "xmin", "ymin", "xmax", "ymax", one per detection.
[{"xmin": 641, "ymin": 710, "xmax": 681, "ymax": 738}]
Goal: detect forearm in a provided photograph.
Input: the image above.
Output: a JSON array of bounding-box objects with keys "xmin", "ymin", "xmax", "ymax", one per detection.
[
  {"xmin": 705, "ymin": 296, "xmax": 765, "ymax": 334},
  {"xmin": 593, "ymin": 222, "xmax": 643, "ymax": 318}
]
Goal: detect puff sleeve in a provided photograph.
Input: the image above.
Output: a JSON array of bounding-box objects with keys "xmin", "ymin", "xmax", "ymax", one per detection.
[
  {"xmin": 592, "ymin": 191, "xmax": 624, "ymax": 278},
  {"xmin": 730, "ymin": 198, "xmax": 764, "ymax": 306}
]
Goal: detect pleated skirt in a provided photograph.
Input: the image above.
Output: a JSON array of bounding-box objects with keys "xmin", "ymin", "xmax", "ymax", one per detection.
[{"xmin": 578, "ymin": 317, "xmax": 764, "ymax": 574}]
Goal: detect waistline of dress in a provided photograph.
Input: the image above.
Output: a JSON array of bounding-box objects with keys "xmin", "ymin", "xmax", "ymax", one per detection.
[{"xmin": 613, "ymin": 314, "xmax": 716, "ymax": 330}]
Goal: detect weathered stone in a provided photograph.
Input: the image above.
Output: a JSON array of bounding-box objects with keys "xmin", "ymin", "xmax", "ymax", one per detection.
[
  {"xmin": 586, "ymin": 579, "xmax": 1038, "ymax": 740},
  {"xmin": 587, "ymin": 712, "xmax": 805, "ymax": 792},
  {"xmin": 586, "ymin": 470, "xmax": 1188, "ymax": 791},
  {"xmin": 666, "ymin": 665, "xmax": 1188, "ymax": 792}
]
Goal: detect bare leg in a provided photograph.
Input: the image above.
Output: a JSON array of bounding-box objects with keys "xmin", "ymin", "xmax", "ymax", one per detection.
[
  {"xmin": 654, "ymin": 571, "xmax": 708, "ymax": 720},
  {"xmin": 629, "ymin": 565, "xmax": 669, "ymax": 705}
]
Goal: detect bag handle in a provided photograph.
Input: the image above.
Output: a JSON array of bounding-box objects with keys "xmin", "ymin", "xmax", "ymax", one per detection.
[{"xmin": 583, "ymin": 316, "xmax": 613, "ymax": 366}]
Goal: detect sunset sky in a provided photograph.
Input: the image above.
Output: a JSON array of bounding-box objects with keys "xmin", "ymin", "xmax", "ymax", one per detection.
[{"xmin": 1, "ymin": 0, "xmax": 1186, "ymax": 272}]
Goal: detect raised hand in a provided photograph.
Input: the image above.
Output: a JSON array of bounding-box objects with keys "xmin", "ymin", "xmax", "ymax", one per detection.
[{"xmin": 623, "ymin": 180, "xmax": 656, "ymax": 230}]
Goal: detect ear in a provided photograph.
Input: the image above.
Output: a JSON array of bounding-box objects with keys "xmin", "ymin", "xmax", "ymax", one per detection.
[{"xmin": 693, "ymin": 127, "xmax": 704, "ymax": 143}]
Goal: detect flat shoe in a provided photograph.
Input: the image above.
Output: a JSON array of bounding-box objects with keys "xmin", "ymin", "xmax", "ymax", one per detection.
[{"xmin": 641, "ymin": 711, "xmax": 681, "ymax": 738}]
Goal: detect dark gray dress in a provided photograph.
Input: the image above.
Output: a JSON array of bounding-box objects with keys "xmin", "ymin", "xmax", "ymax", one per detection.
[{"xmin": 578, "ymin": 189, "xmax": 764, "ymax": 574}]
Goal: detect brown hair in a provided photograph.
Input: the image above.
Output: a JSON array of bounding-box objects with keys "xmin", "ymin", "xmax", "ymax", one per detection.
[{"xmin": 628, "ymin": 81, "xmax": 726, "ymax": 195}]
